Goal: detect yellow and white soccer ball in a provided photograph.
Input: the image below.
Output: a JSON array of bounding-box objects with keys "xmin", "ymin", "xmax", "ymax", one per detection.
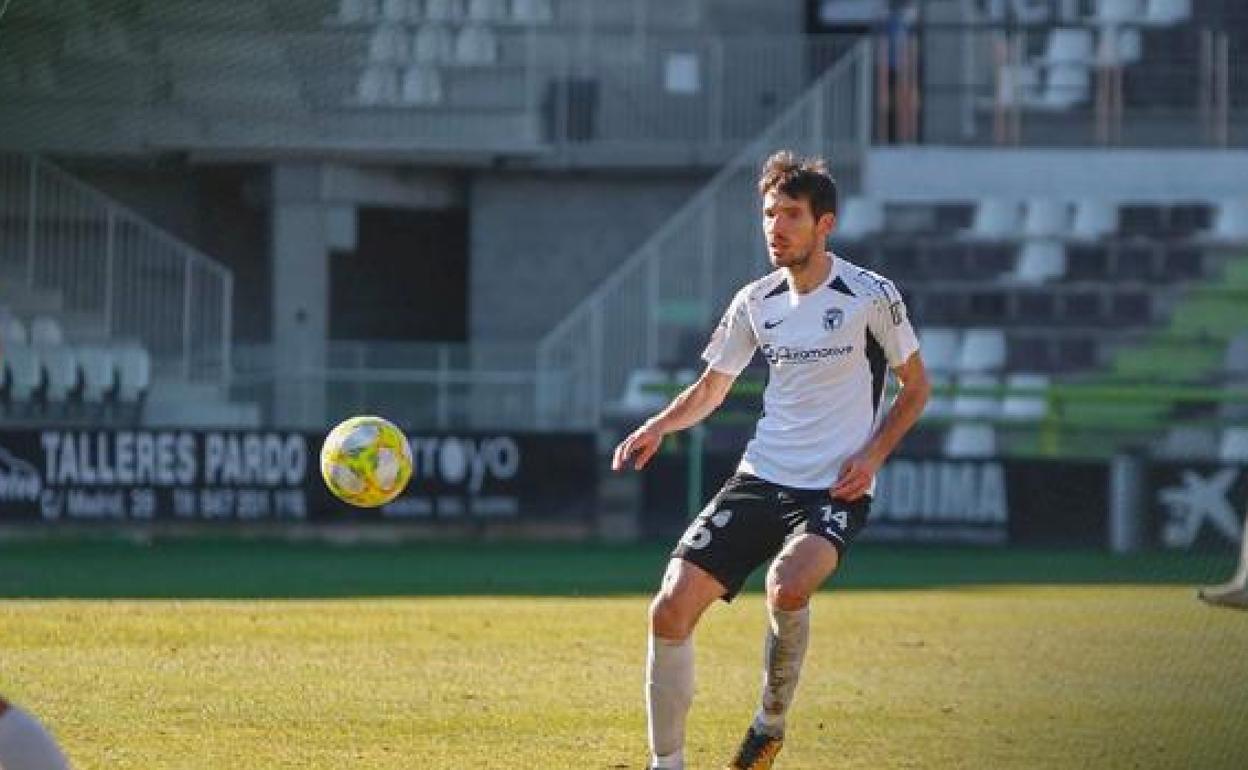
[{"xmin": 320, "ymin": 415, "xmax": 413, "ymax": 508}]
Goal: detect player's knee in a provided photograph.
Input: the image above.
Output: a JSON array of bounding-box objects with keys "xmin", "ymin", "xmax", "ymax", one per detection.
[
  {"xmin": 649, "ymin": 592, "xmax": 694, "ymax": 640},
  {"xmin": 767, "ymin": 580, "xmax": 811, "ymax": 611}
]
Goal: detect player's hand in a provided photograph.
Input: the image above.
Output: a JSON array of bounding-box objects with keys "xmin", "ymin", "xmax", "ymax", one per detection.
[
  {"xmin": 832, "ymin": 450, "xmax": 880, "ymax": 501},
  {"xmin": 612, "ymin": 423, "xmax": 665, "ymax": 471}
]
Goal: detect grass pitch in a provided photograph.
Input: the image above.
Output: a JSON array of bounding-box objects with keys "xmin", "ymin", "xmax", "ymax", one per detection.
[{"xmin": 1, "ymin": 541, "xmax": 1246, "ymax": 769}]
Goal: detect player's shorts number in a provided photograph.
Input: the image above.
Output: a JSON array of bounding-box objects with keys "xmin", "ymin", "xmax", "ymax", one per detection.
[{"xmin": 680, "ymin": 506, "xmax": 733, "ymax": 550}]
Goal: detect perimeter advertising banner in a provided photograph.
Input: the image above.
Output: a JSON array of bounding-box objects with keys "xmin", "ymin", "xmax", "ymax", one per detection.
[
  {"xmin": 1146, "ymin": 461, "xmax": 1247, "ymax": 552},
  {"xmin": 642, "ymin": 453, "xmax": 1109, "ymax": 547},
  {"xmin": 0, "ymin": 428, "xmax": 596, "ymax": 524}
]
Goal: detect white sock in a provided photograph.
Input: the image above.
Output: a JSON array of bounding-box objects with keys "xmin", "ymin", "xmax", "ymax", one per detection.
[
  {"xmin": 646, "ymin": 634, "xmax": 693, "ymax": 769},
  {"xmin": 752, "ymin": 605, "xmax": 811, "ymax": 737},
  {"xmin": 0, "ymin": 704, "xmax": 72, "ymax": 770},
  {"xmin": 1232, "ymin": 507, "xmax": 1248, "ymax": 587}
]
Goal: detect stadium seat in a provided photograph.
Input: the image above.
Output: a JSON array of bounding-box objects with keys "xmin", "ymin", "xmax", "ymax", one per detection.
[
  {"xmin": 116, "ymin": 345, "xmax": 151, "ymax": 404},
  {"xmin": 466, "ymin": 0, "xmax": 507, "ymax": 23},
  {"xmin": 1155, "ymin": 426, "xmax": 1218, "ymax": 459},
  {"xmin": 1071, "ymin": 199, "xmax": 1118, "ymax": 241},
  {"xmin": 424, "ymin": 0, "xmax": 462, "ymax": 22},
  {"xmin": 918, "ymin": 327, "xmax": 961, "ymax": 374},
  {"xmin": 966, "ymin": 199, "xmax": 1022, "ymax": 240},
  {"xmin": 337, "ymin": 0, "xmax": 379, "ymax": 24},
  {"xmin": 995, "ymin": 64, "xmax": 1040, "ymax": 108},
  {"xmin": 673, "ymin": 368, "xmax": 697, "ymax": 386},
  {"xmin": 943, "ymin": 423, "xmax": 997, "ymax": 458},
  {"xmin": 1041, "ymin": 28, "xmax": 1095, "ymax": 66},
  {"xmin": 1203, "ymin": 199, "xmax": 1248, "ymax": 242},
  {"xmin": 1098, "ymin": 27, "xmax": 1142, "ymax": 66},
  {"xmin": 1022, "ymin": 199, "xmax": 1071, "ymax": 239},
  {"xmin": 454, "ymin": 24, "xmax": 498, "ymax": 66},
  {"xmin": 956, "ymin": 328, "xmax": 1006, "ymax": 372},
  {"xmin": 833, "ymin": 197, "xmax": 884, "ymax": 241},
  {"xmin": 1011, "ymin": 241, "xmax": 1067, "ymax": 283},
  {"xmin": 400, "ymin": 65, "xmax": 443, "ymax": 105},
  {"xmin": 29, "ymin": 316, "xmax": 64, "ymax": 347},
  {"xmin": 952, "ymin": 373, "xmax": 1002, "ymax": 419},
  {"xmin": 357, "ymin": 65, "xmax": 400, "ymax": 104},
  {"xmin": 1094, "ymin": 0, "xmax": 1144, "ymax": 25},
  {"xmin": 41, "ymin": 345, "xmax": 80, "ymax": 404},
  {"xmin": 511, "ymin": 0, "xmax": 554, "ymax": 24},
  {"xmin": 1219, "ymin": 428, "xmax": 1248, "ymax": 462},
  {"xmin": 0, "ymin": 315, "xmax": 27, "ymax": 346},
  {"xmin": 1031, "ymin": 64, "xmax": 1090, "ymax": 110},
  {"xmin": 368, "ymin": 24, "xmax": 410, "ymax": 64},
  {"xmin": 78, "ymin": 346, "xmax": 117, "ymax": 403},
  {"xmin": 413, "ymin": 24, "xmax": 454, "ymax": 64},
  {"xmin": 1001, "ymin": 373, "xmax": 1050, "ymax": 422},
  {"xmin": 1225, "ymin": 333, "xmax": 1248, "ymax": 382},
  {"xmin": 1142, "ymin": 0, "xmax": 1191, "ymax": 25},
  {"xmin": 4, "ymin": 343, "xmax": 42, "ymax": 402},
  {"xmin": 380, "ymin": 0, "xmax": 411, "ymax": 23}
]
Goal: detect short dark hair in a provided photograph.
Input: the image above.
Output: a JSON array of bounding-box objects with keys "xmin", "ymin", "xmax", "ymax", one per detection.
[{"xmin": 757, "ymin": 150, "xmax": 838, "ymax": 220}]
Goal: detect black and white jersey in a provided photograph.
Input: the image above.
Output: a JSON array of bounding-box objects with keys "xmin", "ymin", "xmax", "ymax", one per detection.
[{"xmin": 701, "ymin": 255, "xmax": 920, "ymax": 490}]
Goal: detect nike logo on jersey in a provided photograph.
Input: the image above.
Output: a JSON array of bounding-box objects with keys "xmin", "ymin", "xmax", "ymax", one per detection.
[{"xmin": 763, "ymin": 318, "xmax": 785, "ymax": 329}]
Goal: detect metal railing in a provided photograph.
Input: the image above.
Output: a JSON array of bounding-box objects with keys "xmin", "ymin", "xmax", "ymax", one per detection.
[
  {"xmin": 0, "ymin": 153, "xmax": 233, "ymax": 383},
  {"xmin": 534, "ymin": 40, "xmax": 874, "ymax": 428},
  {"xmin": 232, "ymin": 342, "xmax": 538, "ymax": 430}
]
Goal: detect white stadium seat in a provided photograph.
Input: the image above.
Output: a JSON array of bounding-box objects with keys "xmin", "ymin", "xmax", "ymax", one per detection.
[
  {"xmin": 423, "ymin": 0, "xmax": 461, "ymax": 23},
  {"xmin": 466, "ymin": 0, "xmax": 507, "ymax": 23},
  {"xmin": 1142, "ymin": 0, "xmax": 1191, "ymax": 26},
  {"xmin": 412, "ymin": 24, "xmax": 454, "ymax": 64},
  {"xmin": 1022, "ymin": 199, "xmax": 1071, "ymax": 239},
  {"xmin": 1001, "ymin": 373, "xmax": 1050, "ymax": 422},
  {"xmin": 1011, "ymin": 240, "xmax": 1067, "ymax": 284},
  {"xmin": 337, "ymin": 0, "xmax": 379, "ymax": 24},
  {"xmin": 1071, "ymin": 199, "xmax": 1118, "ymax": 241},
  {"xmin": 1098, "ymin": 27, "xmax": 1142, "ymax": 66},
  {"xmin": 1203, "ymin": 199, "xmax": 1248, "ymax": 243},
  {"xmin": 944, "ymin": 423, "xmax": 997, "ymax": 458},
  {"xmin": 1220, "ymin": 428, "xmax": 1248, "ymax": 462},
  {"xmin": 116, "ymin": 345, "xmax": 151, "ymax": 404},
  {"xmin": 368, "ymin": 24, "xmax": 410, "ymax": 64},
  {"xmin": 1095, "ymin": 0, "xmax": 1143, "ymax": 25},
  {"xmin": 834, "ymin": 197, "xmax": 885, "ymax": 241},
  {"xmin": 952, "ymin": 373, "xmax": 1002, "ymax": 419},
  {"xmin": 41, "ymin": 345, "xmax": 80, "ymax": 403},
  {"xmin": 4, "ymin": 343, "xmax": 42, "ymax": 402},
  {"xmin": 380, "ymin": 0, "xmax": 410, "ymax": 23},
  {"xmin": 967, "ymin": 199, "xmax": 1022, "ymax": 240},
  {"xmin": 1, "ymin": 315, "xmax": 28, "ymax": 346},
  {"xmin": 29, "ymin": 316, "xmax": 65, "ymax": 347},
  {"xmin": 1155, "ymin": 426, "xmax": 1219, "ymax": 459},
  {"xmin": 918, "ymin": 327, "xmax": 962, "ymax": 374},
  {"xmin": 77, "ymin": 346, "xmax": 117, "ymax": 403},
  {"xmin": 400, "ymin": 65, "xmax": 443, "ymax": 104},
  {"xmin": 1042, "ymin": 28, "xmax": 1095, "ymax": 66},
  {"xmin": 511, "ymin": 0, "xmax": 554, "ymax": 24},
  {"xmin": 1031, "ymin": 64, "xmax": 1091, "ymax": 110},
  {"xmin": 454, "ymin": 24, "xmax": 498, "ymax": 66},
  {"xmin": 996, "ymin": 64, "xmax": 1040, "ymax": 108},
  {"xmin": 357, "ymin": 65, "xmax": 400, "ymax": 104},
  {"xmin": 620, "ymin": 369, "xmax": 670, "ymax": 412},
  {"xmin": 956, "ymin": 328, "xmax": 1006, "ymax": 373}
]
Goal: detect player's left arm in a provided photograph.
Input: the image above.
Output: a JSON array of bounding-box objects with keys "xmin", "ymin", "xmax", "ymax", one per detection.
[{"xmin": 832, "ymin": 350, "xmax": 931, "ymax": 501}]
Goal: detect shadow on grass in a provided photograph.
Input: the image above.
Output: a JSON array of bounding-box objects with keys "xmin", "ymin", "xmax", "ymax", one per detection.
[{"xmin": 0, "ymin": 538, "xmax": 1236, "ymax": 599}]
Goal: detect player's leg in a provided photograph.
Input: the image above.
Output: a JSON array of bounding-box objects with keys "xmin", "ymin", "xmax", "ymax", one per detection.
[
  {"xmin": 647, "ymin": 558, "xmax": 726, "ymax": 770},
  {"xmin": 726, "ymin": 535, "xmax": 838, "ymax": 770},
  {"xmin": 1198, "ymin": 503, "xmax": 1248, "ymax": 609},
  {"xmin": 0, "ymin": 698, "xmax": 73, "ymax": 770}
]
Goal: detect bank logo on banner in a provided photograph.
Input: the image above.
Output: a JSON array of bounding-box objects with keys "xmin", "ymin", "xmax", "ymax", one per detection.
[
  {"xmin": 1158, "ymin": 468, "xmax": 1243, "ymax": 548},
  {"xmin": 0, "ymin": 445, "xmax": 41, "ymax": 503}
]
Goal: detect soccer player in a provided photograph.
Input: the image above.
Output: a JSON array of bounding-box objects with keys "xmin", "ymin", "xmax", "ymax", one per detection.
[
  {"xmin": 613, "ymin": 151, "xmax": 930, "ymax": 770},
  {"xmin": 0, "ymin": 697, "xmax": 73, "ymax": 770},
  {"xmin": 1198, "ymin": 504, "xmax": 1248, "ymax": 609}
]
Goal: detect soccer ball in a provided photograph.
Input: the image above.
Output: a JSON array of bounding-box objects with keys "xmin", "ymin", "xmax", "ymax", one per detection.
[{"xmin": 320, "ymin": 415, "xmax": 413, "ymax": 508}]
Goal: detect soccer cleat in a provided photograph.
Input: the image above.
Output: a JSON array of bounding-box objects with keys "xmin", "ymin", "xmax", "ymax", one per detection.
[
  {"xmin": 726, "ymin": 726, "xmax": 784, "ymax": 769},
  {"xmin": 1197, "ymin": 581, "xmax": 1248, "ymax": 609}
]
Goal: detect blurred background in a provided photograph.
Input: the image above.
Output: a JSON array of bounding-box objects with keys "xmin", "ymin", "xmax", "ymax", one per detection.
[{"xmin": 0, "ymin": 0, "xmax": 1245, "ymax": 555}]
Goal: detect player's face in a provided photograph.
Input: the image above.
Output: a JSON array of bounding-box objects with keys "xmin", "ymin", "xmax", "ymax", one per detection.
[{"xmin": 762, "ymin": 190, "xmax": 831, "ymax": 268}]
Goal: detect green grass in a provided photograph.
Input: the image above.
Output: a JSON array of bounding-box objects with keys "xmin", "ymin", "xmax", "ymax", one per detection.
[{"xmin": 2, "ymin": 541, "xmax": 1246, "ymax": 768}]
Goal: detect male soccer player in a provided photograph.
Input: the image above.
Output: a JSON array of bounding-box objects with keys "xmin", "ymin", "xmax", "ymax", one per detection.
[
  {"xmin": 1198, "ymin": 503, "xmax": 1248, "ymax": 609},
  {"xmin": 613, "ymin": 151, "xmax": 930, "ymax": 770},
  {"xmin": 0, "ymin": 697, "xmax": 73, "ymax": 770}
]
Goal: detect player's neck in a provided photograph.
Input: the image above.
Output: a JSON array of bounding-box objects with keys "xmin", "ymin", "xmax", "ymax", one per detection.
[{"xmin": 786, "ymin": 250, "xmax": 833, "ymax": 295}]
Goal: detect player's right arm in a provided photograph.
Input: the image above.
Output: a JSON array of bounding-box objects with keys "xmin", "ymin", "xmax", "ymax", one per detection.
[
  {"xmin": 613, "ymin": 286, "xmax": 756, "ymax": 472},
  {"xmin": 611, "ymin": 367, "xmax": 736, "ymax": 471}
]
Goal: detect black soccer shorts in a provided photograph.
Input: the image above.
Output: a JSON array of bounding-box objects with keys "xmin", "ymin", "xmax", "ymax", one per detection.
[{"xmin": 670, "ymin": 472, "xmax": 871, "ymax": 601}]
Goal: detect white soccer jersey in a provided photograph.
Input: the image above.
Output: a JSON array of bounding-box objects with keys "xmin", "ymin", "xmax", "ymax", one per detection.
[{"xmin": 701, "ymin": 255, "xmax": 920, "ymax": 490}]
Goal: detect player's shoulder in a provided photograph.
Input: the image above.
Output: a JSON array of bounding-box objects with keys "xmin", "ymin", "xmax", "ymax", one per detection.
[
  {"xmin": 838, "ymin": 258, "xmax": 902, "ymax": 303},
  {"xmin": 738, "ymin": 268, "xmax": 789, "ymax": 304}
]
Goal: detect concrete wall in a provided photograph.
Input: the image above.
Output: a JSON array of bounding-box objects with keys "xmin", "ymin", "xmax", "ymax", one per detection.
[{"xmin": 469, "ymin": 171, "xmax": 708, "ymax": 350}]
